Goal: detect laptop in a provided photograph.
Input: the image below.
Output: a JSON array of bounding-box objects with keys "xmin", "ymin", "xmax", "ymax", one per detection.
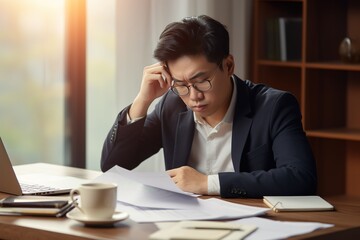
[{"xmin": 0, "ymin": 137, "xmax": 88, "ymax": 195}]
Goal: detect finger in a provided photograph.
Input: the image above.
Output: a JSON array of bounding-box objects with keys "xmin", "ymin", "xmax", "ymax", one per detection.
[
  {"xmin": 171, "ymin": 177, "xmax": 178, "ymax": 184},
  {"xmin": 161, "ymin": 73, "xmax": 166, "ymax": 82},
  {"xmin": 145, "ymin": 73, "xmax": 166, "ymax": 88},
  {"xmin": 161, "ymin": 64, "xmax": 172, "ymax": 84},
  {"xmin": 143, "ymin": 63, "xmax": 165, "ymax": 78},
  {"xmin": 144, "ymin": 66, "xmax": 171, "ymax": 87},
  {"xmin": 161, "ymin": 69, "xmax": 172, "ymax": 85},
  {"xmin": 151, "ymin": 65, "xmax": 170, "ymax": 85},
  {"xmin": 146, "ymin": 63, "xmax": 171, "ymax": 84},
  {"xmin": 168, "ymin": 174, "xmax": 178, "ymax": 184},
  {"xmin": 157, "ymin": 74, "xmax": 167, "ymax": 88},
  {"xmin": 166, "ymin": 169, "xmax": 176, "ymax": 177}
]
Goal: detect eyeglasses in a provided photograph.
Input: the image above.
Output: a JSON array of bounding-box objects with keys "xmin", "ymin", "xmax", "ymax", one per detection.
[{"xmin": 170, "ymin": 64, "xmax": 220, "ymax": 96}]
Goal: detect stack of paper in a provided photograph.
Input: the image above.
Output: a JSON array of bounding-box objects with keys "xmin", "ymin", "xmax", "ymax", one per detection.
[
  {"xmin": 93, "ymin": 166, "xmax": 268, "ymax": 223},
  {"xmin": 93, "ymin": 166, "xmax": 334, "ymax": 239},
  {"xmin": 154, "ymin": 217, "xmax": 333, "ymax": 240},
  {"xmin": 232, "ymin": 217, "xmax": 333, "ymax": 240}
]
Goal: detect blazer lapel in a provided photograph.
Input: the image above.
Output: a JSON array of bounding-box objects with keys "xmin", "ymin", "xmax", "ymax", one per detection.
[
  {"xmin": 232, "ymin": 78, "xmax": 253, "ymax": 172},
  {"xmin": 172, "ymin": 110, "xmax": 195, "ymax": 168}
]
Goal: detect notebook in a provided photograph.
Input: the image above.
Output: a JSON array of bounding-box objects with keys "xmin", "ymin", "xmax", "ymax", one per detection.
[
  {"xmin": 149, "ymin": 221, "xmax": 257, "ymax": 240},
  {"xmin": 263, "ymin": 196, "xmax": 334, "ymax": 212},
  {"xmin": 0, "ymin": 137, "xmax": 88, "ymax": 196},
  {"xmin": 0, "ymin": 195, "xmax": 74, "ymax": 217}
]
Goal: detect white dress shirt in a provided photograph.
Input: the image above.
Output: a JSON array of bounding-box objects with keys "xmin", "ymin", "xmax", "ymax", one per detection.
[{"xmin": 188, "ymin": 78, "xmax": 237, "ymax": 195}]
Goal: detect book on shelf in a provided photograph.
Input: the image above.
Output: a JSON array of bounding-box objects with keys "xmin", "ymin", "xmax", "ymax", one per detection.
[
  {"xmin": 266, "ymin": 18, "xmax": 280, "ymax": 60},
  {"xmin": 265, "ymin": 17, "xmax": 302, "ymax": 61},
  {"xmin": 263, "ymin": 196, "xmax": 334, "ymax": 212},
  {"xmin": 0, "ymin": 195, "xmax": 74, "ymax": 217}
]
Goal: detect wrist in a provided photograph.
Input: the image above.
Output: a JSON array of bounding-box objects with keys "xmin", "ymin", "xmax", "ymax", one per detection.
[{"xmin": 129, "ymin": 95, "xmax": 152, "ymax": 119}]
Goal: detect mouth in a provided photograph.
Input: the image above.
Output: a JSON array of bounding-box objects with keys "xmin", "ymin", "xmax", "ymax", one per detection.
[{"xmin": 192, "ymin": 104, "xmax": 207, "ymax": 112}]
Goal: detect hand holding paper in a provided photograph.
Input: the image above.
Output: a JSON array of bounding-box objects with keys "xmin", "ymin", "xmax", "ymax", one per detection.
[{"xmin": 94, "ymin": 166, "xmax": 268, "ymax": 222}]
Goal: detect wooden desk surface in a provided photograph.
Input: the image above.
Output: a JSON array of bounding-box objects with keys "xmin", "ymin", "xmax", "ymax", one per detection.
[{"xmin": 0, "ymin": 163, "xmax": 359, "ymax": 240}]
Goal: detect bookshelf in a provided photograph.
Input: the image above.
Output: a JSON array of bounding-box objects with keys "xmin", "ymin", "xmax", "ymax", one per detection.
[{"xmin": 253, "ymin": 0, "xmax": 360, "ymax": 197}]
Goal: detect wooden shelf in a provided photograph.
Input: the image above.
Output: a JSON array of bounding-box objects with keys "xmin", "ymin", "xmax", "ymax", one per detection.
[
  {"xmin": 253, "ymin": 0, "xmax": 360, "ymax": 197},
  {"xmin": 258, "ymin": 60, "xmax": 302, "ymax": 68},
  {"xmin": 306, "ymin": 128, "xmax": 360, "ymax": 141},
  {"xmin": 261, "ymin": 0, "xmax": 303, "ymax": 2},
  {"xmin": 306, "ymin": 62, "xmax": 360, "ymax": 71}
]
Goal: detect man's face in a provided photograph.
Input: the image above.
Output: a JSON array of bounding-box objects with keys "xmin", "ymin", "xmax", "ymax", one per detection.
[{"xmin": 167, "ymin": 54, "xmax": 234, "ymax": 126}]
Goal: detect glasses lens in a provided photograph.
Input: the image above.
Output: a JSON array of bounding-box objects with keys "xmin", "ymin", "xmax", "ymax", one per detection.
[
  {"xmin": 172, "ymin": 86, "xmax": 189, "ymax": 96},
  {"xmin": 194, "ymin": 81, "xmax": 211, "ymax": 91}
]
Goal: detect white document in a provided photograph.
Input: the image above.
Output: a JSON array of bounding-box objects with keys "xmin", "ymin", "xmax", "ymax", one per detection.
[
  {"xmin": 116, "ymin": 197, "xmax": 267, "ymax": 223},
  {"xmin": 109, "ymin": 166, "xmax": 197, "ymax": 196},
  {"xmin": 155, "ymin": 217, "xmax": 333, "ymax": 240},
  {"xmin": 95, "ymin": 166, "xmax": 268, "ymax": 222},
  {"xmin": 231, "ymin": 217, "xmax": 333, "ymax": 240},
  {"xmin": 93, "ymin": 168, "xmax": 200, "ymax": 209}
]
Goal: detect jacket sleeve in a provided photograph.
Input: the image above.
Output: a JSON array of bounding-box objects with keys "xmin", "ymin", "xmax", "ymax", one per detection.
[
  {"xmin": 100, "ymin": 103, "xmax": 163, "ymax": 172},
  {"xmin": 219, "ymin": 93, "xmax": 317, "ymax": 198}
]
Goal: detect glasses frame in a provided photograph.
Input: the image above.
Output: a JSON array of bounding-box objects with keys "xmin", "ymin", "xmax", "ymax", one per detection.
[{"xmin": 170, "ymin": 63, "xmax": 221, "ymax": 96}]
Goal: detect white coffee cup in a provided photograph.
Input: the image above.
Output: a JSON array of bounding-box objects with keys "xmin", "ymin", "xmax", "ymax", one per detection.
[{"xmin": 70, "ymin": 182, "xmax": 117, "ymax": 220}]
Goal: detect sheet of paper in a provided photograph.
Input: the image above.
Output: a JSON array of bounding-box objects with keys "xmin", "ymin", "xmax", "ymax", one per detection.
[
  {"xmin": 231, "ymin": 217, "xmax": 334, "ymax": 240},
  {"xmin": 93, "ymin": 171, "xmax": 200, "ymax": 209},
  {"xmin": 116, "ymin": 197, "xmax": 268, "ymax": 223},
  {"xmin": 110, "ymin": 166, "xmax": 197, "ymax": 196},
  {"xmin": 95, "ymin": 166, "xmax": 268, "ymax": 222},
  {"xmin": 155, "ymin": 217, "xmax": 333, "ymax": 240},
  {"xmin": 198, "ymin": 198, "xmax": 268, "ymax": 219}
]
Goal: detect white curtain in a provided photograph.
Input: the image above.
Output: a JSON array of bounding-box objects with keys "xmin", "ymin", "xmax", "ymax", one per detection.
[{"xmin": 87, "ymin": 0, "xmax": 252, "ymax": 171}]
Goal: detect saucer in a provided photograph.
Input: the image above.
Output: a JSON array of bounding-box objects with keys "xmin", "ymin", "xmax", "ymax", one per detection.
[{"xmin": 66, "ymin": 209, "xmax": 129, "ymax": 227}]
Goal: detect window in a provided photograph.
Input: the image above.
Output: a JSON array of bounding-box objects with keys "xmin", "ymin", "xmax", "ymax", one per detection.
[
  {"xmin": 86, "ymin": 0, "xmax": 117, "ymax": 170},
  {"xmin": 0, "ymin": 0, "xmax": 66, "ymax": 165}
]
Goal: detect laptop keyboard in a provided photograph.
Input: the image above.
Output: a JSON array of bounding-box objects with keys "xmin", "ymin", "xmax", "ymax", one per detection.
[{"xmin": 20, "ymin": 183, "xmax": 60, "ymax": 194}]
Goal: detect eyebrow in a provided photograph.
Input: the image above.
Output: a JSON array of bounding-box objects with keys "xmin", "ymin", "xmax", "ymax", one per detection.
[{"xmin": 172, "ymin": 71, "xmax": 208, "ymax": 82}]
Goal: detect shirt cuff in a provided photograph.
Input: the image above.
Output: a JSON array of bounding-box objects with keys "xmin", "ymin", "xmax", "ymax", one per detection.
[
  {"xmin": 207, "ymin": 174, "xmax": 220, "ymax": 195},
  {"xmin": 126, "ymin": 113, "xmax": 145, "ymax": 124}
]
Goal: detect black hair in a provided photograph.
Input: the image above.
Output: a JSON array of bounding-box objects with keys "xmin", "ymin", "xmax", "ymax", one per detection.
[{"xmin": 153, "ymin": 15, "xmax": 229, "ymax": 69}]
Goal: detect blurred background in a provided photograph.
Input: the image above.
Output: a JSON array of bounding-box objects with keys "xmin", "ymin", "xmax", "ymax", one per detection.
[{"xmin": 0, "ymin": 0, "xmax": 252, "ymax": 171}]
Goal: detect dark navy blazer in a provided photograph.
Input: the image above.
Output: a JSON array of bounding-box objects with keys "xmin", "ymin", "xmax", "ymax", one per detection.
[{"xmin": 101, "ymin": 75, "xmax": 317, "ymax": 198}]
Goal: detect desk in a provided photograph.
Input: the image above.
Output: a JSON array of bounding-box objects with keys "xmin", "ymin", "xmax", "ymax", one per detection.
[{"xmin": 0, "ymin": 163, "xmax": 359, "ymax": 240}]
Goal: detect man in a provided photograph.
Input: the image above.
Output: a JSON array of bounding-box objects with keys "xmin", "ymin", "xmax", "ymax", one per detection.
[{"xmin": 101, "ymin": 15, "xmax": 317, "ymax": 198}]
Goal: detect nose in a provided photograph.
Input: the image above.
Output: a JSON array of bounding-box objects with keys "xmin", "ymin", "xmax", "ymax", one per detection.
[{"xmin": 189, "ymin": 86, "xmax": 204, "ymax": 101}]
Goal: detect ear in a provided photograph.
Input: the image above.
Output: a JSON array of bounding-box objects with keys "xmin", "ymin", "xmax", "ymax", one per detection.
[{"xmin": 224, "ymin": 55, "xmax": 235, "ymax": 76}]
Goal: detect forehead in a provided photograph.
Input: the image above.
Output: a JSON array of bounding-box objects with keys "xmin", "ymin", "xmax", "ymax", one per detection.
[{"xmin": 167, "ymin": 55, "xmax": 215, "ymax": 81}]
